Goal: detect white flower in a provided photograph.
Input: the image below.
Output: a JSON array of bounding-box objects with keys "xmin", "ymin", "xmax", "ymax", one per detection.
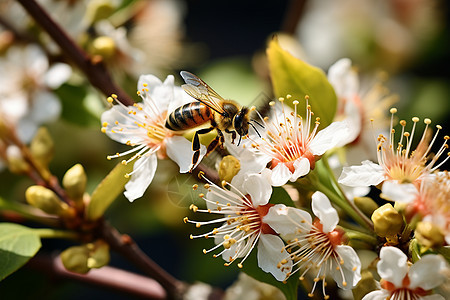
[
  {"xmin": 362, "ymin": 246, "xmax": 448, "ymax": 300},
  {"xmin": 327, "ymin": 58, "xmax": 396, "ymax": 163},
  {"xmin": 249, "ymin": 96, "xmax": 349, "ymax": 186},
  {"xmin": 0, "ymin": 45, "xmax": 71, "ymax": 142},
  {"xmin": 185, "ymin": 173, "xmax": 292, "ymax": 281},
  {"xmin": 101, "ymin": 74, "xmax": 205, "ymax": 202},
  {"xmin": 264, "ymin": 191, "xmax": 362, "ymax": 298},
  {"xmin": 338, "ymin": 108, "xmax": 449, "ymax": 200}
]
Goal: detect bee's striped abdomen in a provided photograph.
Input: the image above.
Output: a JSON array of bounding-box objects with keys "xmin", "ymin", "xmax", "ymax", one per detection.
[{"xmin": 165, "ymin": 102, "xmax": 213, "ymax": 131}]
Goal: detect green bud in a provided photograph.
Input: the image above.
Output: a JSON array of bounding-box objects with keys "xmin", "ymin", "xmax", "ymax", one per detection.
[
  {"xmin": 218, "ymin": 155, "xmax": 241, "ymax": 183},
  {"xmin": 60, "ymin": 245, "xmax": 90, "ymax": 274},
  {"xmin": 86, "ymin": 0, "xmax": 116, "ymax": 24},
  {"xmin": 371, "ymin": 203, "xmax": 403, "ymax": 238},
  {"xmin": 90, "ymin": 36, "xmax": 116, "ymax": 59},
  {"xmin": 354, "ymin": 197, "xmax": 379, "ymax": 217},
  {"xmin": 6, "ymin": 145, "xmax": 29, "ymax": 174},
  {"xmin": 86, "ymin": 240, "xmax": 110, "ymax": 269},
  {"xmin": 25, "ymin": 185, "xmax": 68, "ymax": 215},
  {"xmin": 62, "ymin": 164, "xmax": 87, "ymax": 203},
  {"xmin": 415, "ymin": 221, "xmax": 445, "ymax": 249},
  {"xmin": 352, "ymin": 270, "xmax": 379, "ymax": 300},
  {"xmin": 30, "ymin": 127, "xmax": 54, "ymax": 167}
]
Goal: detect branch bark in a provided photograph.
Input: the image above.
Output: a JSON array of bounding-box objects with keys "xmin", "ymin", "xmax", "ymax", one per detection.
[
  {"xmin": 27, "ymin": 254, "xmax": 167, "ymax": 299},
  {"xmin": 16, "ymin": 0, "xmax": 134, "ymax": 106}
]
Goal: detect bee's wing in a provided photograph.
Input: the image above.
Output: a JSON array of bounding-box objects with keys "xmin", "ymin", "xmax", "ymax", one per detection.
[{"xmin": 180, "ymin": 71, "xmax": 227, "ymax": 116}]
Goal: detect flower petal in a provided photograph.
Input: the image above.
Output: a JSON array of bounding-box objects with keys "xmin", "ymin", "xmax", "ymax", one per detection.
[
  {"xmin": 361, "ymin": 290, "xmax": 391, "ymax": 300},
  {"xmin": 270, "ymin": 163, "xmax": 291, "ymax": 187},
  {"xmin": 311, "ymin": 191, "xmax": 338, "ymax": 233},
  {"xmin": 165, "ymin": 135, "xmax": 206, "ymax": 173},
  {"xmin": 338, "ymin": 160, "xmax": 385, "ymax": 187},
  {"xmin": 257, "ymin": 234, "xmax": 292, "ymax": 281},
  {"xmin": 242, "ymin": 173, "xmax": 272, "ymax": 207},
  {"xmin": 309, "ymin": 121, "xmax": 349, "ymax": 155},
  {"xmin": 330, "ymin": 245, "xmax": 362, "ymax": 289},
  {"xmin": 264, "ymin": 204, "xmax": 312, "ymax": 239},
  {"xmin": 123, "ymin": 154, "xmax": 157, "ymax": 202},
  {"xmin": 381, "ymin": 181, "xmax": 418, "ymax": 203},
  {"xmin": 44, "ymin": 63, "xmax": 72, "ymax": 89},
  {"xmin": 291, "ymin": 157, "xmax": 310, "ymax": 181},
  {"xmin": 377, "ymin": 246, "xmax": 408, "ymax": 288},
  {"xmin": 408, "ymin": 254, "xmax": 448, "ymax": 291}
]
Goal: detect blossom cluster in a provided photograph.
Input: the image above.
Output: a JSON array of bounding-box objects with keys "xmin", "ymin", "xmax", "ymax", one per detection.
[{"xmin": 101, "ymin": 59, "xmax": 449, "ymax": 299}]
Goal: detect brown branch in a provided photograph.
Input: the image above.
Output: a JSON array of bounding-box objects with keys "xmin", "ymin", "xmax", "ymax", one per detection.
[
  {"xmin": 280, "ymin": 0, "xmax": 308, "ymax": 35},
  {"xmin": 99, "ymin": 221, "xmax": 187, "ymax": 299},
  {"xmin": 16, "ymin": 0, "xmax": 134, "ymax": 106},
  {"xmin": 27, "ymin": 254, "xmax": 167, "ymax": 299}
]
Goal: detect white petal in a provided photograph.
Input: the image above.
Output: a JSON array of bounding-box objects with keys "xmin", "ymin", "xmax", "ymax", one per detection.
[
  {"xmin": 408, "ymin": 254, "xmax": 448, "ymax": 291},
  {"xmin": 377, "ymin": 246, "xmax": 408, "ymax": 288},
  {"xmin": 361, "ymin": 290, "xmax": 391, "ymax": 300},
  {"xmin": 338, "ymin": 160, "xmax": 385, "ymax": 187},
  {"xmin": 263, "ymin": 204, "xmax": 312, "ymax": 238},
  {"xmin": 309, "ymin": 121, "xmax": 350, "ymax": 155},
  {"xmin": 331, "ymin": 245, "xmax": 362, "ymax": 289},
  {"xmin": 30, "ymin": 91, "xmax": 62, "ymax": 123},
  {"xmin": 257, "ymin": 234, "xmax": 292, "ymax": 281},
  {"xmin": 242, "ymin": 173, "xmax": 272, "ymax": 207},
  {"xmin": 420, "ymin": 295, "xmax": 446, "ymax": 300},
  {"xmin": 381, "ymin": 181, "xmax": 418, "ymax": 203},
  {"xmin": 290, "ymin": 157, "xmax": 310, "ymax": 181},
  {"xmin": 336, "ymin": 101, "xmax": 362, "ymax": 147},
  {"xmin": 327, "ymin": 58, "xmax": 359, "ymax": 99},
  {"xmin": 16, "ymin": 118, "xmax": 38, "ymax": 143},
  {"xmin": 311, "ymin": 191, "xmax": 338, "ymax": 233},
  {"xmin": 44, "ymin": 63, "xmax": 72, "ymax": 88},
  {"xmin": 165, "ymin": 135, "xmax": 206, "ymax": 173},
  {"xmin": 123, "ymin": 154, "xmax": 158, "ymax": 202},
  {"xmin": 101, "ymin": 105, "xmax": 147, "ymax": 144},
  {"xmin": 270, "ymin": 163, "xmax": 292, "ymax": 187}
]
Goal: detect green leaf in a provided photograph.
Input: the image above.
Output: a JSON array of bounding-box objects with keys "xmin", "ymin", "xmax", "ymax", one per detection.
[
  {"xmin": 0, "ymin": 223, "xmax": 42, "ymax": 281},
  {"xmin": 271, "ymin": 187, "xmax": 295, "ymax": 207},
  {"xmin": 55, "ymin": 83, "xmax": 99, "ymax": 127},
  {"xmin": 86, "ymin": 161, "xmax": 135, "ymax": 220},
  {"xmin": 242, "ymin": 250, "xmax": 299, "ymax": 300},
  {"xmin": 267, "ymin": 38, "xmax": 337, "ymax": 128}
]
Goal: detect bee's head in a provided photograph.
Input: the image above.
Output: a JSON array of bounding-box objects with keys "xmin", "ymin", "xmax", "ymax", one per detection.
[{"xmin": 233, "ymin": 107, "xmax": 250, "ymax": 136}]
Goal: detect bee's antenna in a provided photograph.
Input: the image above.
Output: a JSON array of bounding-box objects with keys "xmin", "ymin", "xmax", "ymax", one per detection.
[
  {"xmin": 237, "ymin": 135, "xmax": 242, "ymax": 146},
  {"xmin": 250, "ymin": 119, "xmax": 265, "ymax": 129},
  {"xmin": 249, "ymin": 122, "xmax": 262, "ymax": 138}
]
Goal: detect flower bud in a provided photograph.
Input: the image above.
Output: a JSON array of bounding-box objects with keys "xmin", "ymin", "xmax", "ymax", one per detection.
[
  {"xmin": 6, "ymin": 145, "xmax": 29, "ymax": 174},
  {"xmin": 218, "ymin": 155, "xmax": 240, "ymax": 183},
  {"xmin": 90, "ymin": 36, "xmax": 116, "ymax": 59},
  {"xmin": 86, "ymin": 0, "xmax": 116, "ymax": 23},
  {"xmin": 62, "ymin": 164, "xmax": 87, "ymax": 206},
  {"xmin": 354, "ymin": 197, "xmax": 379, "ymax": 217},
  {"xmin": 352, "ymin": 270, "xmax": 379, "ymax": 300},
  {"xmin": 86, "ymin": 240, "xmax": 110, "ymax": 269},
  {"xmin": 415, "ymin": 221, "xmax": 445, "ymax": 249},
  {"xmin": 371, "ymin": 204, "xmax": 403, "ymax": 238},
  {"xmin": 60, "ymin": 245, "xmax": 90, "ymax": 274},
  {"xmin": 25, "ymin": 185, "xmax": 69, "ymax": 215},
  {"xmin": 30, "ymin": 127, "xmax": 54, "ymax": 167}
]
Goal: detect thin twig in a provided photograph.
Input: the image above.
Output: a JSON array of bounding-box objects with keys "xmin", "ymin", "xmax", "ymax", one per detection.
[
  {"xmin": 27, "ymin": 254, "xmax": 167, "ymax": 299},
  {"xmin": 99, "ymin": 221, "xmax": 187, "ymax": 299},
  {"xmin": 281, "ymin": 0, "xmax": 308, "ymax": 34},
  {"xmin": 16, "ymin": 0, "xmax": 134, "ymax": 106}
]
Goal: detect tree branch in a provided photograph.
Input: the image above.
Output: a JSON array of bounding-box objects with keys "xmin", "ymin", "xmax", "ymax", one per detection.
[
  {"xmin": 281, "ymin": 0, "xmax": 308, "ymax": 34},
  {"xmin": 16, "ymin": 0, "xmax": 134, "ymax": 106},
  {"xmin": 27, "ymin": 254, "xmax": 167, "ymax": 299},
  {"xmin": 99, "ymin": 221, "xmax": 187, "ymax": 299}
]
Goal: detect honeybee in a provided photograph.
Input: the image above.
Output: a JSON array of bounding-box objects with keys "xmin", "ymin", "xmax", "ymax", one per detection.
[{"xmin": 165, "ymin": 71, "xmax": 260, "ymax": 170}]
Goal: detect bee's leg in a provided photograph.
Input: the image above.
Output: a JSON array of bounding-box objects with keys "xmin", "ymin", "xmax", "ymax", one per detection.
[
  {"xmin": 225, "ymin": 129, "xmax": 237, "ymax": 144},
  {"xmin": 207, "ymin": 129, "xmax": 224, "ymax": 152},
  {"xmin": 191, "ymin": 126, "xmax": 215, "ymax": 171}
]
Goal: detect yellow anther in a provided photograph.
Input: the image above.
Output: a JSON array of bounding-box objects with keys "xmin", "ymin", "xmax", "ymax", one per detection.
[
  {"xmin": 412, "ymin": 117, "xmax": 419, "ymax": 123},
  {"xmin": 390, "ymin": 108, "xmax": 397, "ymax": 114}
]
